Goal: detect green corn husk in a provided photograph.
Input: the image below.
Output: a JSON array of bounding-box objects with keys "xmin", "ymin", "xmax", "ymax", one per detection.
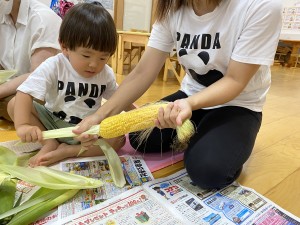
[
  {"xmin": 44, "ymin": 129, "xmax": 126, "ymax": 188},
  {"xmin": 0, "ymin": 178, "xmax": 17, "ymax": 224},
  {"xmin": 0, "ymin": 70, "xmax": 17, "ymax": 84},
  {"xmin": 0, "ymin": 147, "xmax": 18, "ymax": 224},
  {"xmin": 95, "ymin": 139, "xmax": 126, "ymax": 188},
  {"xmin": 0, "ymin": 165, "xmax": 103, "ymax": 189},
  {"xmin": 0, "ymin": 188, "xmax": 60, "ymax": 221},
  {"xmin": 7, "ymin": 189, "xmax": 79, "ymax": 225},
  {"xmin": 0, "ymin": 146, "xmax": 92, "ymax": 225},
  {"xmin": 42, "ymin": 125, "xmax": 100, "ymax": 140},
  {"xmin": 0, "ymin": 146, "xmax": 17, "ymax": 166},
  {"xmin": 14, "ymin": 152, "xmax": 36, "ymax": 167}
]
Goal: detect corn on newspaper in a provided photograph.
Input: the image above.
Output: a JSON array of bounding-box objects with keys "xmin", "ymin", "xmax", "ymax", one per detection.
[
  {"xmin": 56, "ymin": 169, "xmax": 300, "ymax": 225},
  {"xmin": 0, "ymin": 140, "xmax": 153, "ymax": 224},
  {"xmin": 29, "ymin": 155, "xmax": 153, "ymax": 225}
]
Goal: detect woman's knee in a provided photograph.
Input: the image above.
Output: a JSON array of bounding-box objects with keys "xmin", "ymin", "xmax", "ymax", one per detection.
[{"xmin": 184, "ymin": 151, "xmax": 242, "ymax": 190}]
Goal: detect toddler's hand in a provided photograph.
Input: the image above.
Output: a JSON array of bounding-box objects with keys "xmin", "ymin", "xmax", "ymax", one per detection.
[{"xmin": 16, "ymin": 124, "xmax": 43, "ymax": 143}]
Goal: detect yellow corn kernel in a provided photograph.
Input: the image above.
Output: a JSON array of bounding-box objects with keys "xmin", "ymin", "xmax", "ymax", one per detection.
[{"xmin": 99, "ymin": 103, "xmax": 167, "ymax": 138}]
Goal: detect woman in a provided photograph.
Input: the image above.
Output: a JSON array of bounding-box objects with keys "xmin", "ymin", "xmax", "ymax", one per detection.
[{"xmin": 74, "ymin": 0, "xmax": 282, "ymax": 189}]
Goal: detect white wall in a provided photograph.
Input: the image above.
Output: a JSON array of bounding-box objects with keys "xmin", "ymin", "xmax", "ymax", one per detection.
[{"xmin": 122, "ymin": 0, "xmax": 152, "ymax": 32}]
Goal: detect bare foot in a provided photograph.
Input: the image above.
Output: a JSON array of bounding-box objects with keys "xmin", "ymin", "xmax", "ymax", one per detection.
[
  {"xmin": 29, "ymin": 136, "xmax": 125, "ymax": 167},
  {"xmin": 38, "ymin": 143, "xmax": 81, "ymax": 166},
  {"xmin": 28, "ymin": 140, "xmax": 59, "ymax": 167}
]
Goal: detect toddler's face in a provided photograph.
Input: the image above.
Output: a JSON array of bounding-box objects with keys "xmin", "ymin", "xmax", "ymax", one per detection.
[{"xmin": 64, "ymin": 47, "xmax": 110, "ymax": 78}]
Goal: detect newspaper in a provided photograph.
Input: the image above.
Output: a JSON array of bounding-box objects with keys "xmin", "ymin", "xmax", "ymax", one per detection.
[
  {"xmin": 57, "ymin": 169, "xmax": 300, "ymax": 225},
  {"xmin": 57, "ymin": 155, "xmax": 153, "ymax": 219},
  {"xmin": 29, "ymin": 155, "xmax": 153, "ymax": 225}
]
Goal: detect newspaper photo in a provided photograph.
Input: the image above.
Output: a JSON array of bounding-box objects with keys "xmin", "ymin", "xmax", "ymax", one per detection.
[{"xmin": 57, "ymin": 155, "xmax": 153, "ymax": 220}]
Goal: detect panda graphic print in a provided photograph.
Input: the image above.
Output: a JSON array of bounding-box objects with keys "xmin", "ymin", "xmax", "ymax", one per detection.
[
  {"xmin": 148, "ymin": 0, "xmax": 282, "ymax": 112},
  {"xmin": 177, "ymin": 31, "xmax": 223, "ymax": 87},
  {"xmin": 17, "ymin": 53, "xmax": 118, "ymax": 124}
]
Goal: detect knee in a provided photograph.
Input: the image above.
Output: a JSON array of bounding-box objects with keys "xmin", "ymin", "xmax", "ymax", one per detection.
[
  {"xmin": 6, "ymin": 97, "xmax": 15, "ymax": 121},
  {"xmin": 185, "ymin": 157, "xmax": 241, "ymax": 190}
]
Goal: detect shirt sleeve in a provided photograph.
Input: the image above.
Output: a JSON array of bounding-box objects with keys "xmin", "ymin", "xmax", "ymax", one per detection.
[
  {"xmin": 147, "ymin": 15, "xmax": 175, "ymax": 53},
  {"xmin": 28, "ymin": 9, "xmax": 62, "ymax": 55},
  {"xmin": 102, "ymin": 66, "xmax": 118, "ymax": 100},
  {"xmin": 231, "ymin": 0, "xmax": 282, "ymax": 65},
  {"xmin": 17, "ymin": 58, "xmax": 56, "ymax": 101}
]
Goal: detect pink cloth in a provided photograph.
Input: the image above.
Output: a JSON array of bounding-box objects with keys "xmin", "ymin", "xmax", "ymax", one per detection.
[{"xmin": 118, "ymin": 135, "xmax": 184, "ymax": 172}]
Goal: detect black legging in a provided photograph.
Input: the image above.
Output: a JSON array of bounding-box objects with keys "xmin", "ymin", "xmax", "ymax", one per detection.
[{"xmin": 129, "ymin": 90, "xmax": 262, "ymax": 189}]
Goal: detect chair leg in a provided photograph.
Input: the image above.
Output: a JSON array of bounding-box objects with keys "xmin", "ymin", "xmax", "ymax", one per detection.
[
  {"xmin": 163, "ymin": 58, "xmax": 170, "ymax": 82},
  {"xmin": 295, "ymin": 55, "xmax": 299, "ymax": 68}
]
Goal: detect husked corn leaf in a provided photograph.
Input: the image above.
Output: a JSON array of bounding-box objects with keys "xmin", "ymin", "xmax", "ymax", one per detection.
[
  {"xmin": 0, "ymin": 188, "xmax": 64, "ymax": 221},
  {"xmin": 7, "ymin": 189, "xmax": 79, "ymax": 225},
  {"xmin": 0, "ymin": 165, "xmax": 103, "ymax": 189},
  {"xmin": 96, "ymin": 139, "xmax": 126, "ymax": 188},
  {"xmin": 14, "ymin": 152, "xmax": 36, "ymax": 167},
  {"xmin": 0, "ymin": 70, "xmax": 17, "ymax": 84},
  {"xmin": 0, "ymin": 146, "xmax": 17, "ymax": 165},
  {"xmin": 0, "ymin": 178, "xmax": 17, "ymax": 216},
  {"xmin": 42, "ymin": 125, "xmax": 100, "ymax": 140}
]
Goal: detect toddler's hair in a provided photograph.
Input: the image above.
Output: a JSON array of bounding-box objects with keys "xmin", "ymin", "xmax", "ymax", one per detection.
[{"xmin": 59, "ymin": 3, "xmax": 117, "ymax": 55}]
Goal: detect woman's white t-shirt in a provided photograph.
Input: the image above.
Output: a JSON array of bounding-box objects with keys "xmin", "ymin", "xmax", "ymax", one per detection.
[{"xmin": 148, "ymin": 0, "xmax": 282, "ymax": 112}]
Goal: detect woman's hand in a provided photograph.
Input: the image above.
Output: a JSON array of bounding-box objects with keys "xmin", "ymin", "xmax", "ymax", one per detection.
[
  {"xmin": 73, "ymin": 113, "xmax": 101, "ymax": 146},
  {"xmin": 16, "ymin": 124, "xmax": 43, "ymax": 143},
  {"xmin": 155, "ymin": 99, "xmax": 192, "ymax": 129}
]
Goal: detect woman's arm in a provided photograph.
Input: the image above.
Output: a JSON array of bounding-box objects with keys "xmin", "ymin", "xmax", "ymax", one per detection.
[
  {"xmin": 187, "ymin": 59, "xmax": 260, "ymax": 110},
  {"xmin": 30, "ymin": 47, "xmax": 59, "ymax": 71},
  {"xmin": 101, "ymin": 47, "xmax": 169, "ymax": 117},
  {"xmin": 0, "ymin": 47, "xmax": 58, "ymax": 99},
  {"xmin": 163, "ymin": 59, "xmax": 260, "ymax": 127},
  {"xmin": 74, "ymin": 47, "xmax": 169, "ymax": 134}
]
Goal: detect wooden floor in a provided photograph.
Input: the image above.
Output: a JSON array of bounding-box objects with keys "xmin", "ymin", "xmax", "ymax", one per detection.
[{"xmin": 0, "ymin": 64, "xmax": 299, "ymax": 217}]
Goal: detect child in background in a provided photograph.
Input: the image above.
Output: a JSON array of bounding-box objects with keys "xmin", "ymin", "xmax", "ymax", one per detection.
[
  {"xmin": 7, "ymin": 2, "xmax": 135, "ymax": 167},
  {"xmin": 0, "ymin": 0, "xmax": 62, "ymax": 120}
]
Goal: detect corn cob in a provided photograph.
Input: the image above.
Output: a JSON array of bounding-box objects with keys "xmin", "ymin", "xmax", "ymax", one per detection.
[
  {"xmin": 41, "ymin": 103, "xmax": 168, "ymax": 140},
  {"xmin": 99, "ymin": 103, "xmax": 167, "ymax": 138},
  {"xmin": 42, "ymin": 102, "xmax": 194, "ymax": 142}
]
